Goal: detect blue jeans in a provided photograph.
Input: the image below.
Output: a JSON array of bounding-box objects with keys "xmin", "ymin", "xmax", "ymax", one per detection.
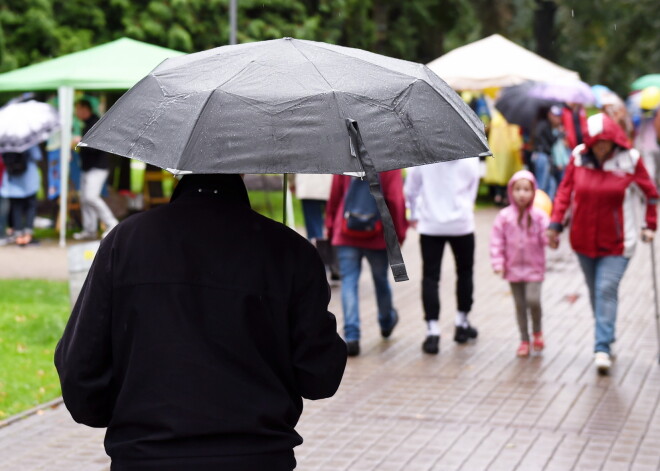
[
  {"xmin": 301, "ymin": 199, "xmax": 325, "ymax": 241},
  {"xmin": 532, "ymin": 152, "xmax": 557, "ymax": 200},
  {"xmin": 336, "ymin": 246, "xmax": 396, "ymax": 341},
  {"xmin": 576, "ymin": 254, "xmax": 630, "ymax": 354}
]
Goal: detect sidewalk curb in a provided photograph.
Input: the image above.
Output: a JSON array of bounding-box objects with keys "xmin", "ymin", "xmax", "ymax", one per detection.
[{"xmin": 0, "ymin": 397, "xmax": 64, "ymax": 429}]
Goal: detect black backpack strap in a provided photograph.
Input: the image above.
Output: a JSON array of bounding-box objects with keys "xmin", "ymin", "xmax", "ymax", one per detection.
[{"xmin": 346, "ymin": 119, "xmax": 409, "ymax": 282}]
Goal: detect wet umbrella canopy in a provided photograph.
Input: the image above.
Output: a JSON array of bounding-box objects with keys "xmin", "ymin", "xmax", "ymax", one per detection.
[
  {"xmin": 0, "ymin": 100, "xmax": 59, "ymax": 153},
  {"xmin": 81, "ymin": 38, "xmax": 491, "ymax": 280},
  {"xmin": 495, "ymin": 82, "xmax": 558, "ymax": 128}
]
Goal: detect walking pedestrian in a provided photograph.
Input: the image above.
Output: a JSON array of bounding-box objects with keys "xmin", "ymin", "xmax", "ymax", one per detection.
[
  {"xmin": 325, "ymin": 171, "xmax": 407, "ymax": 356},
  {"xmin": 289, "ymin": 173, "xmax": 340, "ymax": 281},
  {"xmin": 490, "ymin": 170, "xmax": 549, "ymax": 357},
  {"xmin": 0, "ymin": 145, "xmax": 42, "ymax": 246},
  {"xmin": 55, "ymin": 173, "xmax": 347, "ymax": 471},
  {"xmin": 404, "ymin": 158, "xmax": 480, "ymax": 354},
  {"xmin": 0, "ymin": 154, "xmax": 8, "ymax": 246},
  {"xmin": 483, "ymin": 111, "xmax": 523, "ymax": 206},
  {"xmin": 532, "ymin": 105, "xmax": 568, "ymax": 199},
  {"xmin": 289, "ymin": 174, "xmax": 332, "ymax": 241},
  {"xmin": 72, "ymin": 99, "xmax": 118, "ymax": 240},
  {"xmin": 547, "ymin": 113, "xmax": 658, "ymax": 375}
]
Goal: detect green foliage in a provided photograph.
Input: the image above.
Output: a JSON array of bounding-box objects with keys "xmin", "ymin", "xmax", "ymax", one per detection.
[
  {"xmin": 248, "ymin": 190, "xmax": 305, "ymax": 228},
  {"xmin": 0, "ymin": 0, "xmax": 659, "ymax": 93},
  {"xmin": 553, "ymin": 0, "xmax": 660, "ymax": 94},
  {"xmin": 0, "ymin": 280, "xmax": 70, "ymax": 418}
]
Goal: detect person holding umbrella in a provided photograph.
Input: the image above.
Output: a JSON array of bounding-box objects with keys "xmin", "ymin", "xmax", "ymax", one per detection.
[
  {"xmin": 0, "ymin": 145, "xmax": 42, "ymax": 246},
  {"xmin": 56, "ymin": 38, "xmax": 491, "ymax": 468},
  {"xmin": 547, "ymin": 113, "xmax": 658, "ymax": 375},
  {"xmin": 0, "ymin": 155, "xmax": 7, "ymax": 245},
  {"xmin": 56, "ymin": 173, "xmax": 348, "ymax": 471}
]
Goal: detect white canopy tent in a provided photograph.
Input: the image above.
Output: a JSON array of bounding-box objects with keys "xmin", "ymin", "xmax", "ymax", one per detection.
[{"xmin": 427, "ymin": 34, "xmax": 580, "ymax": 90}]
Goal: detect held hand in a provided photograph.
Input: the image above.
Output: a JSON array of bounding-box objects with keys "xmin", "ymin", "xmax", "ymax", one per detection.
[
  {"xmin": 494, "ymin": 269, "xmax": 503, "ymax": 278},
  {"xmin": 409, "ymin": 220, "xmax": 418, "ymax": 230},
  {"xmin": 547, "ymin": 229, "xmax": 560, "ymax": 249},
  {"xmin": 641, "ymin": 228, "xmax": 655, "ymax": 243}
]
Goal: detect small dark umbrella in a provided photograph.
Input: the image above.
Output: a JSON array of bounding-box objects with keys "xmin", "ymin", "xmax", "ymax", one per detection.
[
  {"xmin": 495, "ymin": 81, "xmax": 558, "ymax": 129},
  {"xmin": 80, "ymin": 38, "xmax": 491, "ymax": 281}
]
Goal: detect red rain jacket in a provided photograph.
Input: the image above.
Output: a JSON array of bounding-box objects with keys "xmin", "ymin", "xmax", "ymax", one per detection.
[
  {"xmin": 550, "ymin": 114, "xmax": 659, "ymax": 258},
  {"xmin": 326, "ymin": 170, "xmax": 408, "ymax": 250}
]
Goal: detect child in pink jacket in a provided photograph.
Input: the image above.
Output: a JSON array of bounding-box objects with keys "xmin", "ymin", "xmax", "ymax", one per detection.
[{"xmin": 490, "ymin": 170, "xmax": 550, "ymax": 357}]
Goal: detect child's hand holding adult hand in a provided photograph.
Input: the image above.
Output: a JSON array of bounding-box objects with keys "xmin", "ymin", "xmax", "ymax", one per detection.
[{"xmin": 547, "ymin": 229, "xmax": 560, "ymax": 249}]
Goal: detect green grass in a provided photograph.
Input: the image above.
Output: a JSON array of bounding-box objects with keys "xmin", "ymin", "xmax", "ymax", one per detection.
[{"xmin": 0, "ymin": 280, "xmax": 70, "ymax": 418}]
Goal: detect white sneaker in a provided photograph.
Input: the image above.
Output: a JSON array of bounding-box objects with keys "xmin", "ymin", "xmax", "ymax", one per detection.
[
  {"xmin": 594, "ymin": 352, "xmax": 612, "ymax": 375},
  {"xmin": 73, "ymin": 231, "xmax": 97, "ymax": 241}
]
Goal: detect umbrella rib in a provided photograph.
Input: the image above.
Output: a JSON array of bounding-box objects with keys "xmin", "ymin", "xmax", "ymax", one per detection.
[
  {"xmin": 420, "ymin": 67, "xmax": 487, "ymax": 143},
  {"xmin": 287, "ymin": 40, "xmax": 335, "ymax": 92},
  {"xmin": 174, "ymin": 90, "xmax": 218, "ymax": 171}
]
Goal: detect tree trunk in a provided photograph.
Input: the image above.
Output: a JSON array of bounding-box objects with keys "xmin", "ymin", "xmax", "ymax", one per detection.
[{"xmin": 534, "ymin": 0, "xmax": 557, "ymax": 61}]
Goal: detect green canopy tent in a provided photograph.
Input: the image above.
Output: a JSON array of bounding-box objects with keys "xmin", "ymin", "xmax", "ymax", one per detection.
[{"xmin": 0, "ymin": 37, "xmax": 185, "ymax": 246}]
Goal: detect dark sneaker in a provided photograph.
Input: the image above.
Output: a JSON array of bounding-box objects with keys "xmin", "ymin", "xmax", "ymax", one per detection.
[
  {"xmin": 380, "ymin": 310, "xmax": 399, "ymax": 339},
  {"xmin": 422, "ymin": 335, "xmax": 440, "ymax": 354},
  {"xmin": 454, "ymin": 324, "xmax": 478, "ymax": 344},
  {"xmin": 346, "ymin": 340, "xmax": 360, "ymax": 357}
]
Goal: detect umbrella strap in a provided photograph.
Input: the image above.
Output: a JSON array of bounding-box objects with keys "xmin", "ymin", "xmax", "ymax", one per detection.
[{"xmin": 346, "ymin": 120, "xmax": 409, "ymax": 282}]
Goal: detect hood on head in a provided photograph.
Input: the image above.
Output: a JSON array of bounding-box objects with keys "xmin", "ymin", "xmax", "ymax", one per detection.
[
  {"xmin": 507, "ymin": 169, "xmax": 538, "ymax": 208},
  {"xmin": 584, "ymin": 113, "xmax": 631, "ymax": 150}
]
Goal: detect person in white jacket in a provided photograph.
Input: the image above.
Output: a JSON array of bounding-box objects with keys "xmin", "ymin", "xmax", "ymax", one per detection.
[
  {"xmin": 289, "ymin": 174, "xmax": 333, "ymax": 241},
  {"xmin": 404, "ymin": 158, "xmax": 481, "ymax": 354}
]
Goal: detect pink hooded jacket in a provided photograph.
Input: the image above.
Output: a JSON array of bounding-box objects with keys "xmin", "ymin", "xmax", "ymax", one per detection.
[{"xmin": 490, "ymin": 170, "xmax": 549, "ymax": 282}]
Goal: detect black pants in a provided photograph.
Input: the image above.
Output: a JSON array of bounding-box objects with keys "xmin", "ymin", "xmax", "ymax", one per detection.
[
  {"xmin": 420, "ymin": 233, "xmax": 474, "ymax": 321},
  {"xmin": 10, "ymin": 193, "xmax": 37, "ymax": 235}
]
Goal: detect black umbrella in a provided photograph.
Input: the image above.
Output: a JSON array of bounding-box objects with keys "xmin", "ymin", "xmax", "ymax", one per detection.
[
  {"xmin": 495, "ymin": 81, "xmax": 558, "ymax": 128},
  {"xmin": 80, "ymin": 38, "xmax": 491, "ymax": 281}
]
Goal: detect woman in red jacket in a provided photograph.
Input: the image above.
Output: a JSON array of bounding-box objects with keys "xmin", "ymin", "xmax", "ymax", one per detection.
[{"xmin": 547, "ymin": 113, "xmax": 658, "ymax": 375}]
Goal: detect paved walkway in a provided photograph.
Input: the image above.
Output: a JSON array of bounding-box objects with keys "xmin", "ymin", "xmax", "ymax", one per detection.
[{"xmin": 2, "ymin": 208, "xmax": 660, "ymax": 470}]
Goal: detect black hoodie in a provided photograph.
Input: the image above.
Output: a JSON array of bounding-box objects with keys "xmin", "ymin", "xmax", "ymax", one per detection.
[{"xmin": 55, "ymin": 174, "xmax": 347, "ymax": 471}]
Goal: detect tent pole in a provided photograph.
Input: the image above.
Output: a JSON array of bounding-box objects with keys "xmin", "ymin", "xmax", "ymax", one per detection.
[
  {"xmin": 58, "ymin": 86, "xmax": 74, "ymax": 248},
  {"xmin": 285, "ymin": 182, "xmax": 295, "ymax": 228}
]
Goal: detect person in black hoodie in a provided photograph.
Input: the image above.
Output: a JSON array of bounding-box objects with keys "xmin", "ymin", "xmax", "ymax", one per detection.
[{"xmin": 55, "ymin": 173, "xmax": 347, "ymax": 471}]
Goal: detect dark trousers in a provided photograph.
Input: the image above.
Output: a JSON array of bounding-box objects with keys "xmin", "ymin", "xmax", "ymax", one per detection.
[
  {"xmin": 420, "ymin": 233, "xmax": 474, "ymax": 321},
  {"xmin": 10, "ymin": 194, "xmax": 37, "ymax": 235}
]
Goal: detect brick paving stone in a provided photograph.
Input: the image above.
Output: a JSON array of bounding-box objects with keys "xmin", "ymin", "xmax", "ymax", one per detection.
[{"xmin": 3, "ymin": 208, "xmax": 660, "ymax": 470}]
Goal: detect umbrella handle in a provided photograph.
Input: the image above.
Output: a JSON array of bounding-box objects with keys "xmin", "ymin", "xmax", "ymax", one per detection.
[
  {"xmin": 282, "ymin": 173, "xmax": 288, "ymax": 225},
  {"xmin": 346, "ymin": 119, "xmax": 409, "ymax": 282}
]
